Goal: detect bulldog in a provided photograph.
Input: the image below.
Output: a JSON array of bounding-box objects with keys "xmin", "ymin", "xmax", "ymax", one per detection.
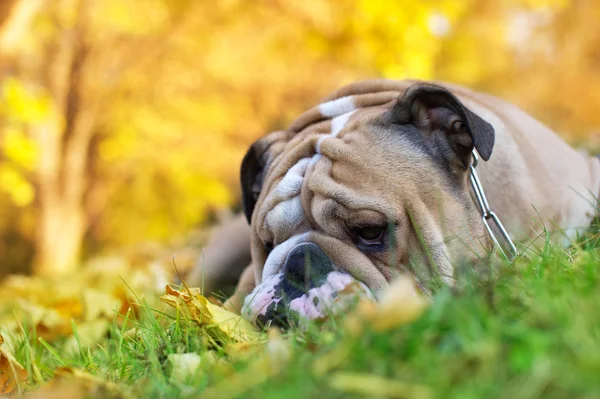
[{"xmin": 189, "ymin": 80, "xmax": 600, "ymax": 327}]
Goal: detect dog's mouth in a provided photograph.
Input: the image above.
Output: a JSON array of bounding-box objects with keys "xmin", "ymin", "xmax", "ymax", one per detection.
[{"xmin": 242, "ymin": 271, "xmax": 375, "ymax": 328}]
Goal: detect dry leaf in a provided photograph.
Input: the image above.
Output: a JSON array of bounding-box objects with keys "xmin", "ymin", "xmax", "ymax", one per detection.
[
  {"xmin": 27, "ymin": 367, "xmax": 122, "ymax": 399},
  {"xmin": 82, "ymin": 290, "xmax": 121, "ymax": 321},
  {"xmin": 225, "ymin": 341, "xmax": 265, "ymax": 363},
  {"xmin": 364, "ymin": 275, "xmax": 430, "ymax": 332},
  {"xmin": 25, "ymin": 379, "xmax": 90, "ymax": 399},
  {"xmin": 63, "ymin": 319, "xmax": 112, "ymax": 357},
  {"xmin": 0, "ymin": 333, "xmax": 28, "ymax": 395},
  {"xmin": 55, "ymin": 367, "xmax": 118, "ymax": 389},
  {"xmin": 329, "ymin": 372, "xmax": 431, "ymax": 399},
  {"xmin": 206, "ymin": 302, "xmax": 263, "ymax": 342},
  {"xmin": 312, "ymin": 338, "xmax": 355, "ymax": 376},
  {"xmin": 18, "ymin": 301, "xmax": 72, "ymax": 338},
  {"xmin": 160, "ymin": 285, "xmax": 262, "ymax": 342},
  {"xmin": 167, "ymin": 353, "xmax": 202, "ymax": 382},
  {"xmin": 0, "ymin": 253, "xmax": 174, "ymax": 344},
  {"xmin": 199, "ymin": 358, "xmax": 270, "ymax": 399},
  {"xmin": 265, "ymin": 328, "xmax": 291, "ymax": 369}
]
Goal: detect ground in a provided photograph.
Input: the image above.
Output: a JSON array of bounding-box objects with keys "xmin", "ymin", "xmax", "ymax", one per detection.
[{"xmin": 1, "ymin": 226, "xmax": 599, "ymax": 399}]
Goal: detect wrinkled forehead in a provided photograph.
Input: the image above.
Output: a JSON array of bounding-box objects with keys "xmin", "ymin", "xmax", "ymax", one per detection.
[
  {"xmin": 268, "ymin": 95, "xmax": 397, "ymax": 177},
  {"xmin": 258, "ymin": 80, "xmax": 419, "ymax": 192},
  {"xmin": 254, "ymin": 98, "xmax": 403, "ymax": 240}
]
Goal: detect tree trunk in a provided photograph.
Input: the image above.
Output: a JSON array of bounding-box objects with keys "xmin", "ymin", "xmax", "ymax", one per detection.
[
  {"xmin": 33, "ymin": 115, "xmax": 88, "ymax": 275},
  {"xmin": 32, "ymin": 0, "xmax": 94, "ymax": 276},
  {"xmin": 0, "ymin": 0, "xmax": 42, "ymax": 55}
]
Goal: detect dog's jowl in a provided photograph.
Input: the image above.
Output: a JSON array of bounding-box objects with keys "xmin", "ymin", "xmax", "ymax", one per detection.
[{"xmin": 198, "ymin": 79, "xmax": 600, "ymax": 327}]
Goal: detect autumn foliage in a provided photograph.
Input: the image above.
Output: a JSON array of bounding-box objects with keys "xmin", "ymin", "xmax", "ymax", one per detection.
[
  {"xmin": 0, "ymin": 1, "xmax": 598, "ymax": 397},
  {"xmin": 0, "ymin": 0, "xmax": 598, "ymax": 277}
]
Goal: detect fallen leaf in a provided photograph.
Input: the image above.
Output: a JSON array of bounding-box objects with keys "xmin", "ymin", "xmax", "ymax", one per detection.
[
  {"xmin": 206, "ymin": 301, "xmax": 263, "ymax": 342},
  {"xmin": 167, "ymin": 353, "xmax": 202, "ymax": 382},
  {"xmin": 312, "ymin": 337, "xmax": 355, "ymax": 376},
  {"xmin": 63, "ymin": 319, "xmax": 112, "ymax": 357},
  {"xmin": 18, "ymin": 301, "xmax": 72, "ymax": 338},
  {"xmin": 0, "ymin": 254, "xmax": 172, "ymax": 344},
  {"xmin": 329, "ymin": 372, "xmax": 431, "ymax": 399},
  {"xmin": 26, "ymin": 367, "xmax": 123, "ymax": 399},
  {"xmin": 25, "ymin": 379, "xmax": 89, "ymax": 399},
  {"xmin": 160, "ymin": 285, "xmax": 262, "ymax": 342},
  {"xmin": 225, "ymin": 341, "xmax": 265, "ymax": 363},
  {"xmin": 82, "ymin": 290, "xmax": 121, "ymax": 321},
  {"xmin": 0, "ymin": 333, "xmax": 28, "ymax": 395},
  {"xmin": 199, "ymin": 359, "xmax": 270, "ymax": 399},
  {"xmin": 55, "ymin": 367, "xmax": 118, "ymax": 389},
  {"xmin": 265, "ymin": 328, "xmax": 291, "ymax": 369},
  {"xmin": 362, "ymin": 275, "xmax": 430, "ymax": 332}
]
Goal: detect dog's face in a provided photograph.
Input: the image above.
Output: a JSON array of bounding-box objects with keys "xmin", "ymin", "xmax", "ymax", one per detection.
[{"xmin": 240, "ymin": 83, "xmax": 495, "ymax": 327}]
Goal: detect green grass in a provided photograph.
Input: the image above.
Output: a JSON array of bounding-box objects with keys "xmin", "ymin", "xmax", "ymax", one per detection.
[{"xmin": 7, "ymin": 227, "xmax": 600, "ymax": 398}]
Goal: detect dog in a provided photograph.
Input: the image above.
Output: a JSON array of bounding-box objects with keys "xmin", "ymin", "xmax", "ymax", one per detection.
[{"xmin": 188, "ymin": 80, "xmax": 600, "ymax": 327}]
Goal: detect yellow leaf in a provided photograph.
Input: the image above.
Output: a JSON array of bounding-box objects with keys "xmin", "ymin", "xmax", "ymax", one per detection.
[
  {"xmin": 82, "ymin": 290, "xmax": 121, "ymax": 321},
  {"xmin": 206, "ymin": 302, "xmax": 262, "ymax": 342},
  {"xmin": 55, "ymin": 367, "xmax": 118, "ymax": 390},
  {"xmin": 27, "ymin": 367, "xmax": 120, "ymax": 399},
  {"xmin": 265, "ymin": 328, "xmax": 291, "ymax": 370},
  {"xmin": 1, "ymin": 78, "xmax": 51, "ymax": 122},
  {"xmin": 329, "ymin": 372, "xmax": 431, "ymax": 399},
  {"xmin": 167, "ymin": 353, "xmax": 202, "ymax": 382},
  {"xmin": 522, "ymin": 0, "xmax": 569, "ymax": 9},
  {"xmin": 0, "ymin": 333, "xmax": 28, "ymax": 395},
  {"xmin": 312, "ymin": 338, "xmax": 354, "ymax": 376},
  {"xmin": 345, "ymin": 275, "xmax": 430, "ymax": 334},
  {"xmin": 63, "ymin": 319, "xmax": 112, "ymax": 357},
  {"xmin": 19, "ymin": 301, "xmax": 72, "ymax": 338},
  {"xmin": 369, "ymin": 275, "xmax": 430, "ymax": 331},
  {"xmin": 2, "ymin": 126, "xmax": 39, "ymax": 170},
  {"xmin": 0, "ymin": 164, "xmax": 35, "ymax": 207},
  {"xmin": 160, "ymin": 285, "xmax": 262, "ymax": 342}
]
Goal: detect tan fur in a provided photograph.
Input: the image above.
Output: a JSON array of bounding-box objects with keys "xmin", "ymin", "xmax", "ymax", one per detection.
[{"xmin": 195, "ymin": 80, "xmax": 600, "ymax": 311}]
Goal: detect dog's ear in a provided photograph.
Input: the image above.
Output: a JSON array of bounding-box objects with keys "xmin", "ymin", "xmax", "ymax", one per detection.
[
  {"xmin": 241, "ymin": 131, "xmax": 292, "ymax": 224},
  {"xmin": 240, "ymin": 139, "xmax": 268, "ymax": 224},
  {"xmin": 392, "ymin": 83, "xmax": 495, "ymax": 165}
]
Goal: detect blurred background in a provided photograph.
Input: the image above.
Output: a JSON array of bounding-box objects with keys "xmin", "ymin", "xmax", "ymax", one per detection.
[{"xmin": 0, "ymin": 0, "xmax": 598, "ymax": 279}]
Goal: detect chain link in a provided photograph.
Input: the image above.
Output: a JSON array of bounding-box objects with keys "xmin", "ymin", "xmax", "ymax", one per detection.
[{"xmin": 469, "ymin": 152, "xmax": 518, "ymax": 261}]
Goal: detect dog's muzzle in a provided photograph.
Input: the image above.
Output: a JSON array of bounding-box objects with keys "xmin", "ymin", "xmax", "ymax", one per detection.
[
  {"xmin": 284, "ymin": 242, "xmax": 333, "ymax": 289},
  {"xmin": 242, "ymin": 242, "xmax": 374, "ymax": 327}
]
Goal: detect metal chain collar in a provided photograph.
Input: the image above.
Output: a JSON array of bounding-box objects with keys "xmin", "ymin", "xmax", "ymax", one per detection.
[{"xmin": 469, "ymin": 152, "xmax": 518, "ymax": 261}]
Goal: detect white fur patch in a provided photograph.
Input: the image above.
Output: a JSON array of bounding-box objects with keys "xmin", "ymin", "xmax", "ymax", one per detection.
[
  {"xmin": 262, "ymin": 110, "xmax": 356, "ymax": 284},
  {"xmin": 288, "ymin": 272, "xmax": 356, "ymax": 319},
  {"xmin": 243, "ymin": 270, "xmax": 375, "ymax": 324},
  {"xmin": 265, "ymin": 196, "xmax": 304, "ymax": 238},
  {"xmin": 242, "ymin": 273, "xmax": 283, "ymax": 319},
  {"xmin": 309, "ymin": 153, "xmax": 322, "ymax": 167},
  {"xmin": 331, "ymin": 111, "xmax": 355, "ymax": 135},
  {"xmin": 272, "ymin": 158, "xmax": 310, "ymax": 198},
  {"xmin": 315, "ymin": 111, "xmax": 356, "ymax": 154},
  {"xmin": 315, "ymin": 135, "xmax": 328, "ymax": 155},
  {"xmin": 318, "ymin": 96, "xmax": 355, "ymax": 118},
  {"xmin": 264, "ymin": 158, "xmax": 311, "ymax": 245}
]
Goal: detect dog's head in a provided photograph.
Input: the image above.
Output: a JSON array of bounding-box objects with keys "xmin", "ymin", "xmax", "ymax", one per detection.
[{"xmin": 240, "ymin": 81, "xmax": 495, "ymax": 327}]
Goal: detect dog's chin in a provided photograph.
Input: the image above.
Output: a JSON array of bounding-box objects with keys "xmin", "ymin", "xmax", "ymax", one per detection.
[{"xmin": 241, "ymin": 271, "xmax": 375, "ymax": 328}]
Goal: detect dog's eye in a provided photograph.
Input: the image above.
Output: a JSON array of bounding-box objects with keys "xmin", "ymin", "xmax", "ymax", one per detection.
[
  {"xmin": 264, "ymin": 242, "xmax": 274, "ymax": 255},
  {"xmin": 356, "ymin": 226, "xmax": 386, "ymax": 246}
]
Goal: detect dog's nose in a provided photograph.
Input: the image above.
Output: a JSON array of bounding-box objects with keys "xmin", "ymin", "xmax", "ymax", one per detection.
[{"xmin": 283, "ymin": 242, "xmax": 333, "ymax": 289}]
